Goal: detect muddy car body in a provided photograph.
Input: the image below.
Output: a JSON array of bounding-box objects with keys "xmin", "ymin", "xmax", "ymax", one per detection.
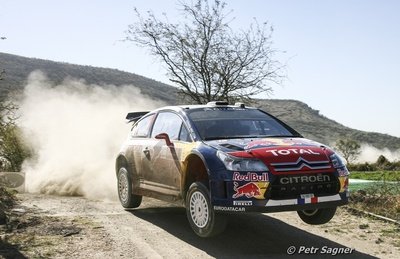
[{"xmin": 116, "ymin": 102, "xmax": 349, "ymax": 237}]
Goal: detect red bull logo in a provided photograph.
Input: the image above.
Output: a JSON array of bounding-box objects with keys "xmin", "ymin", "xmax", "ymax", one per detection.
[
  {"xmin": 232, "ymin": 172, "xmax": 268, "ymax": 181},
  {"xmin": 233, "ymin": 182, "xmax": 261, "ymax": 198}
]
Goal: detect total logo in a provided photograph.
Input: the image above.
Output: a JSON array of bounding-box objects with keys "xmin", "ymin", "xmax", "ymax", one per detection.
[{"xmin": 266, "ymin": 148, "xmax": 320, "ymax": 156}]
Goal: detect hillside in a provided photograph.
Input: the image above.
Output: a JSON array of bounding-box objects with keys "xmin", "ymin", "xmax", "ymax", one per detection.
[
  {"xmin": 0, "ymin": 52, "xmax": 177, "ymax": 103},
  {"xmin": 256, "ymin": 99, "xmax": 400, "ymax": 150},
  {"xmin": 1, "ymin": 52, "xmax": 400, "ymax": 150}
]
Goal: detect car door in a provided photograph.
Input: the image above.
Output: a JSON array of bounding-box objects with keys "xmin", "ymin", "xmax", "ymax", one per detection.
[
  {"xmin": 140, "ymin": 111, "xmax": 189, "ymax": 196},
  {"xmin": 125, "ymin": 114, "xmax": 155, "ymax": 185}
]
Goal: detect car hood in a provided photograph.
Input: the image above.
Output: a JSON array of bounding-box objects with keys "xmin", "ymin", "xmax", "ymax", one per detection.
[{"xmin": 204, "ymin": 137, "xmax": 335, "ymax": 173}]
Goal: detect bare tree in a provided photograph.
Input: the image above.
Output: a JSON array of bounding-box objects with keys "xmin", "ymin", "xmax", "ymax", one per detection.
[
  {"xmin": 334, "ymin": 139, "xmax": 361, "ymax": 164},
  {"xmin": 126, "ymin": 0, "xmax": 284, "ymax": 104}
]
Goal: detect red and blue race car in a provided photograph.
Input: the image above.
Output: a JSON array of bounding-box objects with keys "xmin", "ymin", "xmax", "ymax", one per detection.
[{"xmin": 116, "ymin": 101, "xmax": 349, "ymax": 237}]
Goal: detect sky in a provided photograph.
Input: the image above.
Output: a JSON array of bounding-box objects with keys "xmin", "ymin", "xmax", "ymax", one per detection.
[{"xmin": 1, "ymin": 0, "xmax": 399, "ymax": 137}]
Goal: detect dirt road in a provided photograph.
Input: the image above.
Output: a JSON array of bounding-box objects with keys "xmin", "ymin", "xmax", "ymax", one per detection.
[{"xmin": 1, "ymin": 194, "xmax": 399, "ymax": 258}]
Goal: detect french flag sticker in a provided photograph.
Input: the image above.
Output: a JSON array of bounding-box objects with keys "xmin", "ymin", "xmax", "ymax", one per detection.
[{"xmin": 298, "ymin": 194, "xmax": 318, "ymax": 204}]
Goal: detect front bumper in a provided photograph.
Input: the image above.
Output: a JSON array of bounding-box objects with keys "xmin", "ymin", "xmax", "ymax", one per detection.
[
  {"xmin": 213, "ymin": 192, "xmax": 348, "ymax": 213},
  {"xmin": 210, "ymin": 170, "xmax": 349, "ymax": 213}
]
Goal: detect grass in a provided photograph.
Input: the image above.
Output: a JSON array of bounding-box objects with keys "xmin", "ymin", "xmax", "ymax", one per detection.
[
  {"xmin": 349, "ymin": 171, "xmax": 400, "ymax": 221},
  {"xmin": 349, "ymin": 171, "xmax": 400, "ymax": 181},
  {"xmin": 381, "ymin": 228, "xmax": 400, "ymax": 247},
  {"xmin": 3, "ymin": 213, "xmax": 97, "ymax": 258},
  {"xmin": 6, "ymin": 234, "xmax": 58, "ymax": 258}
]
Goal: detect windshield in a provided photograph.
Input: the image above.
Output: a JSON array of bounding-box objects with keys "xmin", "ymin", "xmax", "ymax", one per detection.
[{"xmin": 187, "ymin": 108, "xmax": 300, "ymax": 140}]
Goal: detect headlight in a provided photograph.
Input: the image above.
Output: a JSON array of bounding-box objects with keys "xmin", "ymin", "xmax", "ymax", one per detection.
[
  {"xmin": 330, "ymin": 153, "xmax": 346, "ymax": 168},
  {"xmin": 217, "ymin": 151, "xmax": 268, "ymax": 171}
]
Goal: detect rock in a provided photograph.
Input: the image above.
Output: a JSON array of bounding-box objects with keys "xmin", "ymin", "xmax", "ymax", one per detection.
[
  {"xmin": 11, "ymin": 208, "xmax": 26, "ymax": 214},
  {"xmin": 359, "ymin": 224, "xmax": 369, "ymax": 229}
]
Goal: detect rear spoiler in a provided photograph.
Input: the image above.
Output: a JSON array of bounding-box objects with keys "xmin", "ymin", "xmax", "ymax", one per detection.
[{"xmin": 126, "ymin": 111, "xmax": 150, "ymax": 123}]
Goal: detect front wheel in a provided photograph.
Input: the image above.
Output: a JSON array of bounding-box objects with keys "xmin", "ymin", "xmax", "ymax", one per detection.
[
  {"xmin": 117, "ymin": 167, "xmax": 142, "ymax": 209},
  {"xmin": 297, "ymin": 207, "xmax": 337, "ymax": 225},
  {"xmin": 186, "ymin": 182, "xmax": 227, "ymax": 237}
]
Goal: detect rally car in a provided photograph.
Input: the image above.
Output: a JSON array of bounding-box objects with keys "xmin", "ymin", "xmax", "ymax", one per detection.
[{"xmin": 116, "ymin": 101, "xmax": 349, "ymax": 237}]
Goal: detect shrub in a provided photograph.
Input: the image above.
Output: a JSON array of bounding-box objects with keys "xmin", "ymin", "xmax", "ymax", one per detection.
[{"xmin": 0, "ymin": 184, "xmax": 17, "ymax": 224}]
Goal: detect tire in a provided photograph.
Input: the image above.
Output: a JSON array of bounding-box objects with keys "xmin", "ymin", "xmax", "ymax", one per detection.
[
  {"xmin": 185, "ymin": 182, "xmax": 227, "ymax": 237},
  {"xmin": 297, "ymin": 207, "xmax": 337, "ymax": 225},
  {"xmin": 117, "ymin": 167, "xmax": 142, "ymax": 209}
]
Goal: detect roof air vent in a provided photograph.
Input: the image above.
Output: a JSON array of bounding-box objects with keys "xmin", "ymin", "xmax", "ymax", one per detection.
[{"xmin": 207, "ymin": 101, "xmax": 229, "ymax": 106}]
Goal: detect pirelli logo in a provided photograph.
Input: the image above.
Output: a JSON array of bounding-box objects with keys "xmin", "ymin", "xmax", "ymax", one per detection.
[{"xmin": 233, "ymin": 200, "xmax": 253, "ymax": 206}]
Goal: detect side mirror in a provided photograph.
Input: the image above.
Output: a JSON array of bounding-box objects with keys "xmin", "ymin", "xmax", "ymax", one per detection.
[{"xmin": 155, "ymin": 133, "xmax": 174, "ymax": 147}]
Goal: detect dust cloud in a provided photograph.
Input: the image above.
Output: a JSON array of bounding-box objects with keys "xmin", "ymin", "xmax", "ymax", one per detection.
[
  {"xmin": 357, "ymin": 144, "xmax": 400, "ymax": 163},
  {"xmin": 19, "ymin": 71, "xmax": 164, "ymax": 200}
]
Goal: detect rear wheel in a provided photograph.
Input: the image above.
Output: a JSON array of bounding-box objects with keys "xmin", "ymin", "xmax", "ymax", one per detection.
[
  {"xmin": 117, "ymin": 167, "xmax": 142, "ymax": 208},
  {"xmin": 186, "ymin": 182, "xmax": 227, "ymax": 237},
  {"xmin": 297, "ymin": 207, "xmax": 337, "ymax": 225}
]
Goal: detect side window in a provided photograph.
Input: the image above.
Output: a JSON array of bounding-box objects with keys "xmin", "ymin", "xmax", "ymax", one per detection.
[
  {"xmin": 151, "ymin": 112, "xmax": 183, "ymax": 140},
  {"xmin": 179, "ymin": 124, "xmax": 192, "ymax": 142},
  {"xmin": 132, "ymin": 115, "xmax": 154, "ymax": 137}
]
